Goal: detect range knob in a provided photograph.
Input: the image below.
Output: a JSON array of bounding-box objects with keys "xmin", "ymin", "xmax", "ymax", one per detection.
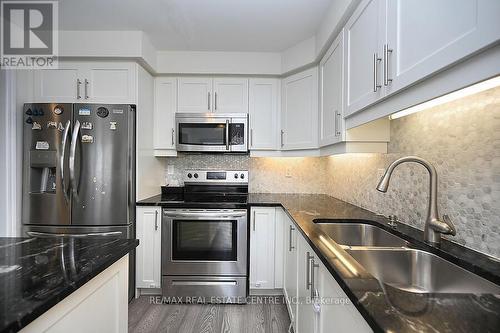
[
  {"xmin": 240, "ymin": 173, "xmax": 245, "ymax": 179},
  {"xmin": 25, "ymin": 108, "xmax": 32, "ymax": 115},
  {"xmin": 187, "ymin": 173, "xmax": 192, "ymax": 178},
  {"xmin": 26, "ymin": 117, "xmax": 33, "ymax": 124},
  {"xmin": 234, "ymin": 173, "xmax": 239, "ymax": 179},
  {"xmin": 193, "ymin": 173, "xmax": 199, "ymax": 179}
]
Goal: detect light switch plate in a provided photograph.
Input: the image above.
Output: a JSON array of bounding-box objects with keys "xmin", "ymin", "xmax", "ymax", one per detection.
[{"xmin": 167, "ymin": 165, "xmax": 175, "ymax": 175}]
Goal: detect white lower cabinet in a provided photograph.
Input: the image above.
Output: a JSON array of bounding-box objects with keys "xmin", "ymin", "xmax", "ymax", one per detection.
[
  {"xmin": 317, "ymin": 260, "xmax": 372, "ymax": 333},
  {"xmin": 249, "ymin": 207, "xmax": 284, "ymax": 291},
  {"xmin": 278, "ymin": 207, "xmax": 372, "ymax": 333},
  {"xmin": 136, "ymin": 206, "xmax": 162, "ymax": 290},
  {"xmin": 283, "ymin": 211, "xmax": 298, "ymax": 327}
]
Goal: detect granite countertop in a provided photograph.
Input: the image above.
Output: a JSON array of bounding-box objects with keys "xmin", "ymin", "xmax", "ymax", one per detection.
[
  {"xmin": 0, "ymin": 237, "xmax": 138, "ymax": 333},
  {"xmin": 248, "ymin": 193, "xmax": 500, "ymax": 333},
  {"xmin": 138, "ymin": 192, "xmax": 500, "ymax": 332}
]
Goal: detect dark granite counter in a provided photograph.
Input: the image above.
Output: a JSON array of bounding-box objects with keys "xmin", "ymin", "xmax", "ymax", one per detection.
[
  {"xmin": 0, "ymin": 237, "xmax": 138, "ymax": 333},
  {"xmin": 248, "ymin": 193, "xmax": 500, "ymax": 333},
  {"xmin": 138, "ymin": 192, "xmax": 500, "ymax": 332}
]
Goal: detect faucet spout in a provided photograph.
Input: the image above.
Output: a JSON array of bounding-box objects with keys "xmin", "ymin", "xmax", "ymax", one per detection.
[{"xmin": 376, "ymin": 156, "xmax": 456, "ymax": 245}]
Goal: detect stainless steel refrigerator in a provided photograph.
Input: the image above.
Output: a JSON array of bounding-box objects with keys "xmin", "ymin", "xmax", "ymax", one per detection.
[{"xmin": 22, "ymin": 103, "xmax": 136, "ymax": 298}]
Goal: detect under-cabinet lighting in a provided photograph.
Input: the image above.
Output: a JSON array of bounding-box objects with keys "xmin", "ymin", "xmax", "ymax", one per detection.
[{"xmin": 389, "ymin": 75, "xmax": 500, "ymax": 120}]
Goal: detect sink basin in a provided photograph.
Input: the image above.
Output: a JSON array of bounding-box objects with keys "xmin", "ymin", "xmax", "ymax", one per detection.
[
  {"xmin": 313, "ymin": 220, "xmax": 408, "ymax": 247},
  {"xmin": 346, "ymin": 248, "xmax": 500, "ymax": 294}
]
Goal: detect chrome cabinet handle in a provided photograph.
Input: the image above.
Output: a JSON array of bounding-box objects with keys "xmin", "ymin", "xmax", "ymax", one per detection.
[
  {"xmin": 76, "ymin": 79, "xmax": 82, "ymax": 99},
  {"xmin": 384, "ymin": 44, "xmax": 393, "ymax": 86},
  {"xmin": 215, "ymin": 92, "xmax": 218, "ymax": 110},
  {"xmin": 225, "ymin": 119, "xmax": 230, "ymax": 151},
  {"xmin": 289, "ymin": 225, "xmax": 295, "ymax": 251},
  {"xmin": 252, "ymin": 211, "xmax": 256, "ymax": 231},
  {"xmin": 336, "ymin": 112, "xmax": 342, "ymax": 136},
  {"xmin": 250, "ymin": 128, "xmax": 253, "ymax": 147},
  {"xmin": 310, "ymin": 257, "xmax": 319, "ymax": 298},
  {"xmin": 84, "ymin": 79, "xmax": 89, "ymax": 99},
  {"xmin": 171, "ymin": 128, "xmax": 175, "ymax": 146},
  {"xmin": 280, "ymin": 130, "xmax": 284, "ymax": 147},
  {"xmin": 60, "ymin": 120, "xmax": 71, "ymax": 203},
  {"xmin": 208, "ymin": 92, "xmax": 211, "ymax": 111},
  {"xmin": 373, "ymin": 53, "xmax": 382, "ymax": 92},
  {"xmin": 69, "ymin": 120, "xmax": 81, "ymax": 197},
  {"xmin": 155, "ymin": 210, "xmax": 158, "ymax": 231},
  {"xmin": 306, "ymin": 252, "xmax": 313, "ymax": 290}
]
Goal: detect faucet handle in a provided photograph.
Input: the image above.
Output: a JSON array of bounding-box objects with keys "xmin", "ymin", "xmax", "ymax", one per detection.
[{"xmin": 441, "ymin": 214, "xmax": 457, "ymax": 236}]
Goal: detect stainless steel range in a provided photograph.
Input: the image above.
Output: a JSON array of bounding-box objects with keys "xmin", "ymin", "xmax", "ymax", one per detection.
[{"xmin": 162, "ymin": 170, "xmax": 248, "ymax": 303}]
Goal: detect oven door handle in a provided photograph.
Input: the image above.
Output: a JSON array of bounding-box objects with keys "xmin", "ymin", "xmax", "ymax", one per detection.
[{"xmin": 163, "ymin": 211, "xmax": 247, "ymax": 219}]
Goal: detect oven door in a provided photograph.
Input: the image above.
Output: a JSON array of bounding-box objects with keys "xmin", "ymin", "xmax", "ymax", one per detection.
[
  {"xmin": 162, "ymin": 209, "xmax": 247, "ymax": 276},
  {"xmin": 176, "ymin": 115, "xmax": 230, "ymax": 152}
]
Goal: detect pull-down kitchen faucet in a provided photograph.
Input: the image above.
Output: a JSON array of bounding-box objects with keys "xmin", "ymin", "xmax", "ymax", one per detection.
[{"xmin": 376, "ymin": 156, "xmax": 456, "ymax": 245}]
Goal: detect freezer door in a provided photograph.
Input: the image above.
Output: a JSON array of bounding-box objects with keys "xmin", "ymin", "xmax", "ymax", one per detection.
[
  {"xmin": 71, "ymin": 104, "xmax": 136, "ymax": 226},
  {"xmin": 22, "ymin": 103, "xmax": 72, "ymax": 226}
]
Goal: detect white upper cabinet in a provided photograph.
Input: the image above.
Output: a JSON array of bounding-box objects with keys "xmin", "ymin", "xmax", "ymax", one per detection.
[
  {"xmin": 344, "ymin": 0, "xmax": 384, "ymax": 117},
  {"xmin": 177, "ymin": 77, "xmax": 249, "ymax": 113},
  {"xmin": 385, "ymin": 0, "xmax": 500, "ymax": 96},
  {"xmin": 248, "ymin": 78, "xmax": 279, "ymax": 150},
  {"xmin": 33, "ymin": 62, "xmax": 80, "ymax": 102},
  {"xmin": 33, "ymin": 61, "xmax": 137, "ymax": 103},
  {"xmin": 85, "ymin": 62, "xmax": 137, "ymax": 103},
  {"xmin": 177, "ymin": 77, "xmax": 213, "ymax": 113},
  {"xmin": 249, "ymin": 207, "xmax": 276, "ymax": 290},
  {"xmin": 154, "ymin": 77, "xmax": 177, "ymax": 151},
  {"xmin": 281, "ymin": 67, "xmax": 319, "ymax": 150},
  {"xmin": 213, "ymin": 78, "xmax": 249, "ymax": 113},
  {"xmin": 320, "ymin": 30, "xmax": 344, "ymax": 147}
]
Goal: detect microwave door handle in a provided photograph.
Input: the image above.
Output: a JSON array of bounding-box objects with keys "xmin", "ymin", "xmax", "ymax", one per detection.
[{"xmin": 225, "ymin": 119, "xmax": 230, "ymax": 151}]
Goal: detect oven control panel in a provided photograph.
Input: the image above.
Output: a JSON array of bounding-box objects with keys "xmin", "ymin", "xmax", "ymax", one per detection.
[{"xmin": 184, "ymin": 170, "xmax": 248, "ymax": 184}]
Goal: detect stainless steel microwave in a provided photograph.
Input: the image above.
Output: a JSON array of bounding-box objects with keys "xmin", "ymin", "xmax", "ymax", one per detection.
[{"xmin": 175, "ymin": 113, "xmax": 248, "ymax": 153}]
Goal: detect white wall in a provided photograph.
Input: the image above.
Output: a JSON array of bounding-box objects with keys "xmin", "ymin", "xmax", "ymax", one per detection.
[{"xmin": 136, "ymin": 66, "xmax": 164, "ymax": 200}]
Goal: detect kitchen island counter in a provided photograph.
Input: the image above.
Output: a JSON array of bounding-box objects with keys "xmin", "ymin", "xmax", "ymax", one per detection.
[{"xmin": 0, "ymin": 237, "xmax": 138, "ymax": 333}]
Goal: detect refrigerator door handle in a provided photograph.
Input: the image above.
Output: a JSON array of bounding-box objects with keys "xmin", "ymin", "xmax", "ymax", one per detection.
[
  {"xmin": 69, "ymin": 120, "xmax": 81, "ymax": 197},
  {"xmin": 60, "ymin": 120, "xmax": 71, "ymax": 203}
]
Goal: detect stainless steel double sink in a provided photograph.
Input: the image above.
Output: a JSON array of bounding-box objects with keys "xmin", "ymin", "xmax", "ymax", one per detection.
[{"xmin": 314, "ymin": 219, "xmax": 500, "ymax": 294}]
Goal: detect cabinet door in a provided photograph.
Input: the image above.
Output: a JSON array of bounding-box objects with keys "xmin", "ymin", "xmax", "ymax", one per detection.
[
  {"xmin": 136, "ymin": 207, "xmax": 162, "ymax": 289},
  {"xmin": 250, "ymin": 207, "xmax": 276, "ymax": 289},
  {"xmin": 177, "ymin": 77, "xmax": 213, "ymax": 112},
  {"xmin": 274, "ymin": 208, "xmax": 285, "ymax": 289},
  {"xmin": 33, "ymin": 62, "xmax": 82, "ymax": 102},
  {"xmin": 344, "ymin": 0, "xmax": 385, "ymax": 116},
  {"xmin": 85, "ymin": 62, "xmax": 137, "ymax": 103},
  {"xmin": 283, "ymin": 217, "xmax": 298, "ymax": 328},
  {"xmin": 297, "ymin": 235, "xmax": 318, "ymax": 333},
  {"xmin": 281, "ymin": 67, "xmax": 319, "ymax": 150},
  {"xmin": 249, "ymin": 78, "xmax": 279, "ymax": 150},
  {"xmin": 318, "ymin": 261, "xmax": 372, "ymax": 333},
  {"xmin": 385, "ymin": 0, "xmax": 500, "ymax": 96},
  {"xmin": 213, "ymin": 78, "xmax": 249, "ymax": 113},
  {"xmin": 154, "ymin": 78, "xmax": 177, "ymax": 150},
  {"xmin": 320, "ymin": 30, "xmax": 344, "ymax": 147}
]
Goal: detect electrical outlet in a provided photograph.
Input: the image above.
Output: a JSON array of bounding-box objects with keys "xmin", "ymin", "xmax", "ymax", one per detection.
[
  {"xmin": 167, "ymin": 165, "xmax": 175, "ymax": 175},
  {"xmin": 377, "ymin": 168, "xmax": 385, "ymax": 178},
  {"xmin": 285, "ymin": 167, "xmax": 292, "ymax": 178}
]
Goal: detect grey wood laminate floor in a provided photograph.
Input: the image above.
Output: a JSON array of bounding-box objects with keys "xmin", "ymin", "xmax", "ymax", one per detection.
[{"xmin": 129, "ymin": 296, "xmax": 291, "ymax": 333}]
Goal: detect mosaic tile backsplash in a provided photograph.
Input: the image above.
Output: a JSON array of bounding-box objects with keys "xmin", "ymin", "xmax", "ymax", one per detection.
[
  {"xmin": 161, "ymin": 86, "xmax": 500, "ymax": 258},
  {"xmin": 324, "ymin": 86, "xmax": 500, "ymax": 258}
]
